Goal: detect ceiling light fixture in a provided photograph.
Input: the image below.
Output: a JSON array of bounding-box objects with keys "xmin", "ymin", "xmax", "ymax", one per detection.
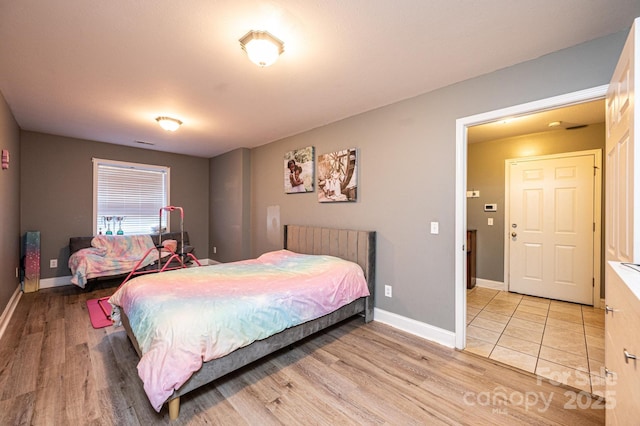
[
  {"xmin": 239, "ymin": 30, "xmax": 284, "ymax": 67},
  {"xmin": 155, "ymin": 116, "xmax": 182, "ymax": 132},
  {"xmin": 548, "ymin": 121, "xmax": 562, "ymax": 128}
]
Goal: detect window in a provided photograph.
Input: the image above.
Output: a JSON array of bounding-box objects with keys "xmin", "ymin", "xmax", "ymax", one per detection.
[{"xmin": 93, "ymin": 158, "xmax": 170, "ymax": 235}]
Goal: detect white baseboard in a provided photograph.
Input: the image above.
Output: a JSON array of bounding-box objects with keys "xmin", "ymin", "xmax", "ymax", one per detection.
[
  {"xmin": 40, "ymin": 276, "xmax": 73, "ymax": 289},
  {"xmin": 475, "ymin": 278, "xmax": 506, "ymax": 291},
  {"xmin": 374, "ymin": 308, "xmax": 455, "ymax": 348},
  {"xmin": 0, "ymin": 285, "xmax": 22, "ymax": 341}
]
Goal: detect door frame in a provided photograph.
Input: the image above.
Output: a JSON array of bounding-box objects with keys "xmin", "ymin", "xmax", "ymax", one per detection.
[
  {"xmin": 503, "ymin": 149, "xmax": 602, "ymax": 306},
  {"xmin": 454, "ymin": 84, "xmax": 608, "ymax": 349}
]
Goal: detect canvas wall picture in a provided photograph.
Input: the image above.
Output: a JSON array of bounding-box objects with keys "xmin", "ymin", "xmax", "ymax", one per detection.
[
  {"xmin": 317, "ymin": 148, "xmax": 358, "ymax": 202},
  {"xmin": 284, "ymin": 146, "xmax": 314, "ymax": 193}
]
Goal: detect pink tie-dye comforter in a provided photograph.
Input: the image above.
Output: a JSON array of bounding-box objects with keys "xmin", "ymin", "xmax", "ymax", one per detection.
[
  {"xmin": 68, "ymin": 235, "xmax": 160, "ymax": 288},
  {"xmin": 109, "ymin": 249, "xmax": 370, "ymax": 411}
]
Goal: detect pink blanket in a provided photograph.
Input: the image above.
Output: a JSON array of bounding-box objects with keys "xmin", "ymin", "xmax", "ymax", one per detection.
[{"xmin": 68, "ymin": 235, "xmax": 160, "ymax": 288}]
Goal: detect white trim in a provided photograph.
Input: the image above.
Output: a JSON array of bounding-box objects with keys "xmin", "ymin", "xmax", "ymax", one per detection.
[
  {"xmin": 0, "ymin": 285, "xmax": 22, "ymax": 341},
  {"xmin": 374, "ymin": 308, "xmax": 455, "ymax": 348},
  {"xmin": 40, "ymin": 276, "xmax": 72, "ymax": 288},
  {"xmin": 455, "ymin": 85, "xmax": 609, "ymax": 350},
  {"xmin": 475, "ymin": 278, "xmax": 506, "ymax": 291}
]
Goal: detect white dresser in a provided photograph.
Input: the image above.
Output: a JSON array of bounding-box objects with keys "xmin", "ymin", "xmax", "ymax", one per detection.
[{"xmin": 605, "ymin": 262, "xmax": 640, "ymax": 425}]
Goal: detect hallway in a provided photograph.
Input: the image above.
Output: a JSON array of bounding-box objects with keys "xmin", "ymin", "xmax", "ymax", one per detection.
[{"xmin": 466, "ymin": 287, "xmax": 606, "ymax": 396}]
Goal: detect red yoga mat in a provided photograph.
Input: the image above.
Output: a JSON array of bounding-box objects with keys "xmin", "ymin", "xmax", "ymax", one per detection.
[{"xmin": 86, "ymin": 297, "xmax": 113, "ymax": 329}]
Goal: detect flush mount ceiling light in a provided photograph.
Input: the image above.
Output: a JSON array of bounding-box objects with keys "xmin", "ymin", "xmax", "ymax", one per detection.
[
  {"xmin": 239, "ymin": 30, "xmax": 284, "ymax": 67},
  {"xmin": 155, "ymin": 116, "xmax": 183, "ymax": 131}
]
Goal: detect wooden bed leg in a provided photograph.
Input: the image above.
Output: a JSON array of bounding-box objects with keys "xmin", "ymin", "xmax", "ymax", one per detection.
[{"xmin": 168, "ymin": 397, "xmax": 180, "ymax": 420}]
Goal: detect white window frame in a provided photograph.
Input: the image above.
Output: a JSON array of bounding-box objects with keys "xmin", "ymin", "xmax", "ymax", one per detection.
[{"xmin": 92, "ymin": 158, "xmax": 170, "ymax": 235}]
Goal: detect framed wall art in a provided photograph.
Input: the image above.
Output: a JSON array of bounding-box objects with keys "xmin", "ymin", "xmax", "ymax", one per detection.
[
  {"xmin": 317, "ymin": 148, "xmax": 358, "ymax": 202},
  {"xmin": 284, "ymin": 146, "xmax": 314, "ymax": 193}
]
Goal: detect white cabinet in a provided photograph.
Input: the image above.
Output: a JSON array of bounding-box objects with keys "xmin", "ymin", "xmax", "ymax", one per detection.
[{"xmin": 605, "ymin": 262, "xmax": 640, "ymax": 425}]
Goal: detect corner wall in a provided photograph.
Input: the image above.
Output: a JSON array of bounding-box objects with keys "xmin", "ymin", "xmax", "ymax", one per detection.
[
  {"xmin": 0, "ymin": 91, "xmax": 20, "ymax": 315},
  {"xmin": 209, "ymin": 148, "xmax": 251, "ymax": 262}
]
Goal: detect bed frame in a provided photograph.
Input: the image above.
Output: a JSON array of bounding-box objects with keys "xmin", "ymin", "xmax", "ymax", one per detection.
[{"xmin": 119, "ymin": 225, "xmax": 376, "ymax": 420}]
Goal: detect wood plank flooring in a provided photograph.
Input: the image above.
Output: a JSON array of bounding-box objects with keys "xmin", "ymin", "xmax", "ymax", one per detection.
[{"xmin": 0, "ymin": 281, "xmax": 605, "ymax": 425}]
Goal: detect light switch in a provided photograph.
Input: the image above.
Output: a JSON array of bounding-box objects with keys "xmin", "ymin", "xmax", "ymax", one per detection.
[
  {"xmin": 488, "ymin": 218, "xmax": 494, "ymax": 226},
  {"xmin": 430, "ymin": 221, "xmax": 439, "ymax": 234}
]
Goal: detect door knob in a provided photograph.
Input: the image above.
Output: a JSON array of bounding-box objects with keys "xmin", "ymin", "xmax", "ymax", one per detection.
[{"xmin": 511, "ymin": 232, "xmax": 517, "ymax": 238}]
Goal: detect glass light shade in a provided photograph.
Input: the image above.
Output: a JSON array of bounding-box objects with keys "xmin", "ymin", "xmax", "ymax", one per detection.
[
  {"xmin": 156, "ymin": 116, "xmax": 182, "ymax": 131},
  {"xmin": 240, "ymin": 30, "xmax": 284, "ymax": 67},
  {"xmin": 245, "ymin": 39, "xmax": 280, "ymax": 67}
]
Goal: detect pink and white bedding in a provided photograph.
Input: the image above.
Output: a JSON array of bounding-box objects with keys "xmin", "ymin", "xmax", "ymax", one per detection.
[
  {"xmin": 108, "ymin": 249, "xmax": 370, "ymax": 411},
  {"xmin": 68, "ymin": 235, "xmax": 163, "ymax": 288}
]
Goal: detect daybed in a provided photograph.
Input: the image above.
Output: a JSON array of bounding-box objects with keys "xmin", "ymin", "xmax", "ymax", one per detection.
[
  {"xmin": 109, "ymin": 224, "xmax": 376, "ymax": 420},
  {"xmin": 68, "ymin": 232, "xmax": 192, "ymax": 288}
]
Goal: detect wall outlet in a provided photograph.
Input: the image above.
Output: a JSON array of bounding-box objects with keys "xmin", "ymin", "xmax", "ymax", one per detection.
[
  {"xmin": 384, "ymin": 285, "xmax": 392, "ymax": 298},
  {"xmin": 49, "ymin": 259, "xmax": 58, "ymax": 268},
  {"xmin": 466, "ymin": 190, "xmax": 480, "ymax": 198},
  {"xmin": 430, "ymin": 221, "xmax": 439, "ymax": 234}
]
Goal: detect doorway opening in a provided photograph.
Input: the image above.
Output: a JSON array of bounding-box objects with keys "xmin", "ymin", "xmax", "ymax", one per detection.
[
  {"xmin": 454, "ymin": 85, "xmax": 608, "ymax": 350},
  {"xmin": 455, "ymin": 86, "xmax": 608, "ymax": 393}
]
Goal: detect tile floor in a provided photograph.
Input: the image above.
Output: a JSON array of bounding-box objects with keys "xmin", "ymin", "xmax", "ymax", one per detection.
[{"xmin": 466, "ymin": 286, "xmax": 606, "ymax": 396}]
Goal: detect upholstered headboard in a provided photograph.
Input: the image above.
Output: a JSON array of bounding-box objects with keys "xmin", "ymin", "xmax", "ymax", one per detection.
[{"xmin": 283, "ymin": 224, "xmax": 376, "ymax": 320}]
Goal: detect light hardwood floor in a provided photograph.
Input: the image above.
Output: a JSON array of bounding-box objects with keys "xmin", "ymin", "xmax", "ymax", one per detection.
[{"xmin": 0, "ymin": 280, "xmax": 605, "ymax": 425}]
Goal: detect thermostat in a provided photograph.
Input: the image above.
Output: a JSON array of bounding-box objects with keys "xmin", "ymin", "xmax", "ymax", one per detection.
[{"xmin": 484, "ymin": 204, "xmax": 497, "ymax": 212}]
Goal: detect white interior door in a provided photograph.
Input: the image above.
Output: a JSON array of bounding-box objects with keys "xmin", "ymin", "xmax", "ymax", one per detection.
[
  {"xmin": 508, "ymin": 153, "xmax": 595, "ymax": 304},
  {"xmin": 606, "ymin": 18, "xmax": 638, "ymax": 264},
  {"xmin": 604, "ymin": 18, "xmax": 638, "ymax": 425}
]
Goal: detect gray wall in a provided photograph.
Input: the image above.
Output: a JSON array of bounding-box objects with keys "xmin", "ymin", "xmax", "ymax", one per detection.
[
  {"xmin": 468, "ymin": 123, "xmax": 605, "ymax": 287},
  {"xmin": 248, "ymin": 30, "xmax": 627, "ymax": 332},
  {"xmin": 0, "ymin": 92, "xmax": 20, "ymax": 314},
  {"xmin": 20, "ymin": 132, "xmax": 210, "ymax": 280},
  {"xmin": 209, "ymin": 148, "xmax": 251, "ymax": 262}
]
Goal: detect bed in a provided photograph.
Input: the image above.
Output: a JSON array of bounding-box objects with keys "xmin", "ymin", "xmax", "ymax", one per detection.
[
  {"xmin": 68, "ymin": 232, "xmax": 192, "ymax": 288},
  {"xmin": 109, "ymin": 225, "xmax": 376, "ymax": 420}
]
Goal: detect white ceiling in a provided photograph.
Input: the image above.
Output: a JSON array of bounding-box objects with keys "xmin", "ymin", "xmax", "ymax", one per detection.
[
  {"xmin": 467, "ymin": 99, "xmax": 605, "ymax": 144},
  {"xmin": 1, "ymin": 1, "xmax": 638, "ymax": 158}
]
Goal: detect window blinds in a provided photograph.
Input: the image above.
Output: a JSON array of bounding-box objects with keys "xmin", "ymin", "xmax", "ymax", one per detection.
[{"xmin": 94, "ymin": 160, "xmax": 169, "ymax": 235}]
